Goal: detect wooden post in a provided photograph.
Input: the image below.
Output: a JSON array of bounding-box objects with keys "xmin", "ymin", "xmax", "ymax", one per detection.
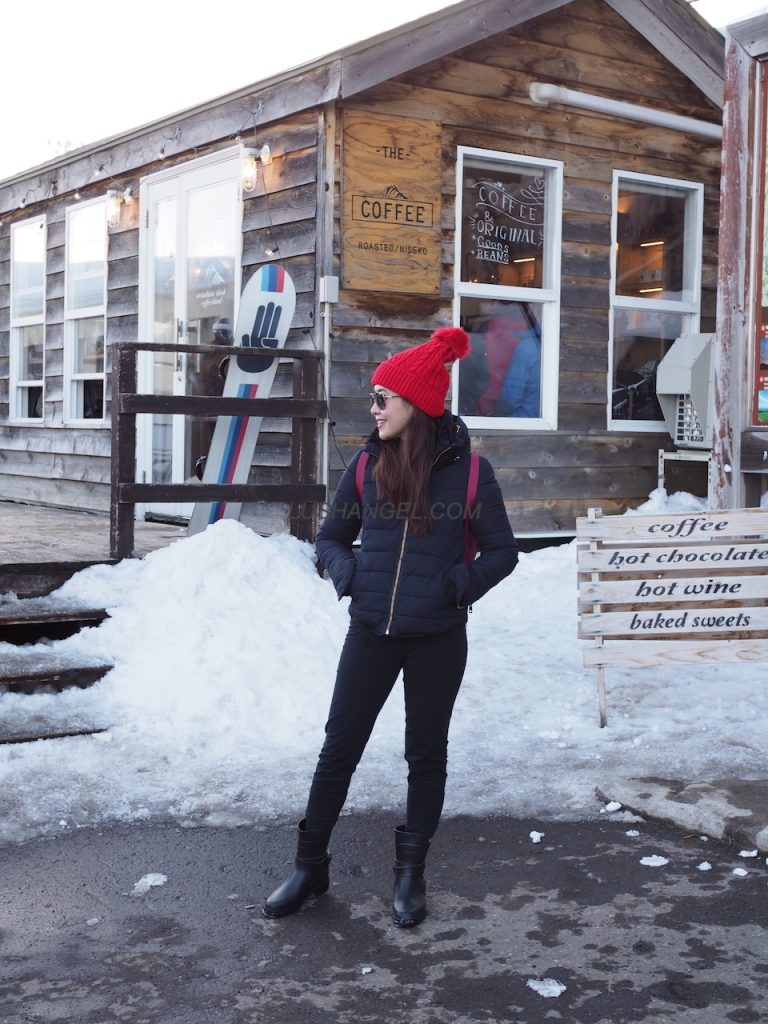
[
  {"xmin": 713, "ymin": 35, "xmax": 756, "ymax": 509},
  {"xmin": 110, "ymin": 344, "xmax": 137, "ymax": 560},
  {"xmin": 587, "ymin": 508, "xmax": 608, "ymax": 727},
  {"xmin": 290, "ymin": 355, "xmax": 321, "ymax": 542},
  {"xmin": 596, "ymin": 665, "xmax": 608, "ymax": 730}
]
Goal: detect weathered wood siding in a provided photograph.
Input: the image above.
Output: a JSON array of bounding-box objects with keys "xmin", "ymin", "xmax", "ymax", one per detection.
[
  {"xmin": 328, "ymin": 0, "xmax": 722, "ymax": 533},
  {"xmin": 0, "ymin": 202, "xmax": 115, "ymax": 510},
  {"xmin": 0, "ymin": 112, "xmax": 321, "ymax": 519},
  {"xmin": 238, "ymin": 112, "xmax": 323, "ymax": 534}
]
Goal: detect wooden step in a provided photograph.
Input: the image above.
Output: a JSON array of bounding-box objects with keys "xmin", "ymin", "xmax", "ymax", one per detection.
[
  {"xmin": 0, "ymin": 559, "xmax": 118, "ymax": 598},
  {"xmin": 0, "ymin": 725, "xmax": 109, "ymax": 745},
  {"xmin": 0, "ymin": 697, "xmax": 109, "ymax": 745},
  {"xmin": 0, "ymin": 606, "xmax": 109, "ymax": 645},
  {"xmin": 0, "ymin": 650, "xmax": 113, "ymax": 695}
]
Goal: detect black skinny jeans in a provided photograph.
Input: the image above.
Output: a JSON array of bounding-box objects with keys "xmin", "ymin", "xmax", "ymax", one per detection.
[{"xmin": 305, "ymin": 620, "xmax": 467, "ymax": 838}]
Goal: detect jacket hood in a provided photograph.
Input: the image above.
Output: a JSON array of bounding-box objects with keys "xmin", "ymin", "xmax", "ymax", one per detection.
[{"xmin": 364, "ymin": 412, "xmax": 470, "ymax": 468}]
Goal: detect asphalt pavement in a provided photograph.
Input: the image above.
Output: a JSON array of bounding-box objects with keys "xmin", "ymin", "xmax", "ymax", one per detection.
[{"xmin": 1, "ymin": 811, "xmax": 767, "ymax": 1024}]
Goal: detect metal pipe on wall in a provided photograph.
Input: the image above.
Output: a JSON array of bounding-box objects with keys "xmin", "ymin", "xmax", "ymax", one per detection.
[{"xmin": 529, "ymin": 82, "xmax": 723, "ymax": 140}]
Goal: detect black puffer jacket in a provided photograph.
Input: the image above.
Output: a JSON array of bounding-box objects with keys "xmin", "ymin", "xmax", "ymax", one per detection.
[{"xmin": 316, "ymin": 414, "xmax": 519, "ymax": 637}]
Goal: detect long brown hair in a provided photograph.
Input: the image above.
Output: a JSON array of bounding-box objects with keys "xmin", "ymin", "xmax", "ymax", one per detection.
[{"xmin": 373, "ymin": 405, "xmax": 437, "ymax": 535}]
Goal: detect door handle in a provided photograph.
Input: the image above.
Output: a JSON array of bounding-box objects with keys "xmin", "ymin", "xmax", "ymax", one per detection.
[{"xmin": 176, "ymin": 319, "xmax": 184, "ymax": 372}]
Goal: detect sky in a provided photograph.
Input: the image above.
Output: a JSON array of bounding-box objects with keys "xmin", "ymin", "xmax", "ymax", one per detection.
[
  {"xmin": 0, "ymin": 486, "xmax": 767, "ymax": 847},
  {"xmin": 2, "ymin": 0, "xmax": 767, "ymax": 183}
]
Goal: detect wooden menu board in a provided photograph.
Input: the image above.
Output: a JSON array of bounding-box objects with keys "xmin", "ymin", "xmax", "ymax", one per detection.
[
  {"xmin": 342, "ymin": 111, "xmax": 442, "ymax": 294},
  {"xmin": 577, "ymin": 506, "xmax": 768, "ymax": 726}
]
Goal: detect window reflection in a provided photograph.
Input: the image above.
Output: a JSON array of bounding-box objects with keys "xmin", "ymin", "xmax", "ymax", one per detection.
[
  {"xmin": 20, "ymin": 325, "xmax": 44, "ymax": 380},
  {"xmin": 616, "ymin": 184, "xmax": 687, "ymax": 301},
  {"xmin": 612, "ymin": 309, "xmax": 683, "ymax": 421},
  {"xmin": 459, "ymin": 299, "xmax": 542, "ymax": 419}
]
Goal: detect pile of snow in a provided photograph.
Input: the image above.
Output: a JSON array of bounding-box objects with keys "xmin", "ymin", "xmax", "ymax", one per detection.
[{"xmin": 1, "ymin": 489, "xmax": 767, "ymax": 845}]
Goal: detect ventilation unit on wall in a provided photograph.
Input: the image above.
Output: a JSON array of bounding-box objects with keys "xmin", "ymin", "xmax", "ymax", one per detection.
[{"xmin": 656, "ymin": 333, "xmax": 715, "ymax": 450}]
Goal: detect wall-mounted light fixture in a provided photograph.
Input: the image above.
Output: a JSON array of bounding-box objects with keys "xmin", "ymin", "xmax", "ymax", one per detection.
[
  {"xmin": 106, "ymin": 187, "xmax": 133, "ymax": 228},
  {"xmin": 106, "ymin": 190, "xmax": 121, "ymax": 227},
  {"xmin": 240, "ymin": 149, "xmax": 259, "ymax": 192},
  {"xmin": 240, "ymin": 143, "xmax": 273, "ymax": 193}
]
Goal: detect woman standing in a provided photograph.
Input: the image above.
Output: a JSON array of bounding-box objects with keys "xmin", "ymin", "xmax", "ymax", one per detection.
[{"xmin": 263, "ymin": 327, "xmax": 518, "ymax": 927}]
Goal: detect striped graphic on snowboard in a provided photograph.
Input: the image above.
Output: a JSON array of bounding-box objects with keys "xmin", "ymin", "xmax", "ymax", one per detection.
[{"xmin": 207, "ymin": 382, "xmax": 261, "ymax": 524}]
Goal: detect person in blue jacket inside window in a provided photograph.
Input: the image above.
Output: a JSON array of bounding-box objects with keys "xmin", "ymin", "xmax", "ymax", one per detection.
[
  {"xmin": 495, "ymin": 325, "xmax": 541, "ymax": 418},
  {"xmin": 263, "ymin": 327, "xmax": 519, "ymax": 927}
]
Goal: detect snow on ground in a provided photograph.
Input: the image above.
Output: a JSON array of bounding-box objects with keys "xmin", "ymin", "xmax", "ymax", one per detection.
[{"xmin": 1, "ymin": 489, "xmax": 767, "ymax": 845}]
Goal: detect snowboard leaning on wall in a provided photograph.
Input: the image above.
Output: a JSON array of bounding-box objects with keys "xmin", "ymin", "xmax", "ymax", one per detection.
[{"xmin": 187, "ymin": 264, "xmax": 296, "ymax": 535}]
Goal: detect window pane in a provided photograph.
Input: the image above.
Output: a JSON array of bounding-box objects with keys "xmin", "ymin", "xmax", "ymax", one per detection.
[
  {"xmin": 74, "ymin": 317, "xmax": 105, "ymax": 374},
  {"xmin": 152, "ymin": 197, "xmax": 176, "ymax": 397},
  {"xmin": 80, "ymin": 378, "xmax": 104, "ymax": 420},
  {"xmin": 460, "ymin": 161, "xmax": 546, "ymax": 288},
  {"xmin": 459, "ymin": 298, "xmax": 542, "ymax": 418},
  {"xmin": 19, "ymin": 324, "xmax": 44, "ymax": 380},
  {"xmin": 616, "ymin": 184, "xmax": 688, "ymax": 300},
  {"xmin": 67, "ymin": 202, "xmax": 106, "ymax": 309},
  {"xmin": 186, "ymin": 180, "xmax": 236, "ymax": 323},
  {"xmin": 12, "ymin": 220, "xmax": 45, "ymax": 318},
  {"xmin": 612, "ymin": 309, "xmax": 683, "ymax": 421},
  {"xmin": 152, "ymin": 416, "xmax": 172, "ymax": 483},
  {"xmin": 24, "ymin": 386, "xmax": 43, "ymax": 419}
]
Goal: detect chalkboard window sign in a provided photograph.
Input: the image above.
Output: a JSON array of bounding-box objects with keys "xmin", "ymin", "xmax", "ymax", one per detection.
[{"xmin": 460, "ymin": 161, "xmax": 547, "ymax": 287}]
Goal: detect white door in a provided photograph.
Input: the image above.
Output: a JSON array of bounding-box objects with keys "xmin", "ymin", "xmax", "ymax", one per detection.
[{"xmin": 137, "ymin": 152, "xmax": 241, "ymax": 519}]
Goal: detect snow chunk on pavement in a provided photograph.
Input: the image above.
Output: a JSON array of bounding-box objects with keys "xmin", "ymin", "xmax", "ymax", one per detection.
[
  {"xmin": 697, "ymin": 862, "xmax": 712, "ymax": 871},
  {"xmin": 601, "ymin": 801, "xmax": 622, "ymax": 813},
  {"xmin": 625, "ymin": 830, "xmax": 640, "ymax": 837},
  {"xmin": 131, "ymin": 872, "xmax": 168, "ymax": 895},
  {"xmin": 640, "ymin": 855, "xmax": 669, "ymax": 867},
  {"xmin": 732, "ymin": 867, "xmax": 749, "ymax": 877},
  {"xmin": 529, "ymin": 831, "xmax": 545, "ymax": 844},
  {"xmin": 738, "ymin": 850, "xmax": 758, "ymax": 858},
  {"xmin": 527, "ymin": 978, "xmax": 566, "ymax": 998}
]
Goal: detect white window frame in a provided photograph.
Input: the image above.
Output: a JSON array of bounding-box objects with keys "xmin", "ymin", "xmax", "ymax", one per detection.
[
  {"xmin": 609, "ymin": 170, "xmax": 704, "ymax": 432},
  {"xmin": 9, "ymin": 216, "xmax": 46, "ymax": 424},
  {"xmin": 452, "ymin": 146, "xmax": 562, "ymax": 432},
  {"xmin": 64, "ymin": 197, "xmax": 108, "ymax": 426}
]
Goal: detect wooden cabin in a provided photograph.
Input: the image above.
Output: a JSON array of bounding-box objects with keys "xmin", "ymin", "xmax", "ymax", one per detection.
[
  {"xmin": 712, "ymin": 10, "xmax": 768, "ymax": 512},
  {"xmin": 0, "ymin": 0, "xmax": 725, "ymax": 538}
]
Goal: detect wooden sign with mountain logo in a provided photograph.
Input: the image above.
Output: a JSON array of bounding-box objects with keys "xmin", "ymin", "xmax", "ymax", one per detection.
[{"xmin": 342, "ymin": 110, "xmax": 442, "ymax": 294}]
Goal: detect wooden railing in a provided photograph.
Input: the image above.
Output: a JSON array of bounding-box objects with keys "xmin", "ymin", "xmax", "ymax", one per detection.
[{"xmin": 110, "ymin": 341, "xmax": 327, "ymax": 559}]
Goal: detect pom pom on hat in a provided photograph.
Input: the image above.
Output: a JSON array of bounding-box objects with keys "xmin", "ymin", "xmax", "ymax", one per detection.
[
  {"xmin": 371, "ymin": 326, "xmax": 471, "ymax": 417},
  {"xmin": 429, "ymin": 326, "xmax": 470, "ymax": 361}
]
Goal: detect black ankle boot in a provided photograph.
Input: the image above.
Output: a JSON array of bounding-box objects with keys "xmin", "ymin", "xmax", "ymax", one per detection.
[
  {"xmin": 262, "ymin": 819, "xmax": 332, "ymax": 919},
  {"xmin": 392, "ymin": 825, "xmax": 431, "ymax": 928}
]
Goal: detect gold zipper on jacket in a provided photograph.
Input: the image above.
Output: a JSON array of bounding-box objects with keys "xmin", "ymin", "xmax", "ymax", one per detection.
[
  {"xmin": 385, "ymin": 520, "xmax": 410, "ymax": 635},
  {"xmin": 383, "ymin": 443, "xmax": 455, "ymax": 634}
]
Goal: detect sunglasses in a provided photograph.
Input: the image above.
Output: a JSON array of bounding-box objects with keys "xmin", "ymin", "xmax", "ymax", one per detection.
[{"xmin": 369, "ymin": 391, "xmax": 400, "ymax": 410}]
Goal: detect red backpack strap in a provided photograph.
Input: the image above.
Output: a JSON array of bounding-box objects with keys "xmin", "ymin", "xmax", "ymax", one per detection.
[
  {"xmin": 464, "ymin": 451, "xmax": 480, "ymax": 562},
  {"xmin": 355, "ymin": 451, "xmax": 369, "ymax": 503}
]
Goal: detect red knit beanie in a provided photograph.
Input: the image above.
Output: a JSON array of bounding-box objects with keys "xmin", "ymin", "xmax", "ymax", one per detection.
[{"xmin": 371, "ymin": 327, "xmax": 470, "ymax": 417}]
